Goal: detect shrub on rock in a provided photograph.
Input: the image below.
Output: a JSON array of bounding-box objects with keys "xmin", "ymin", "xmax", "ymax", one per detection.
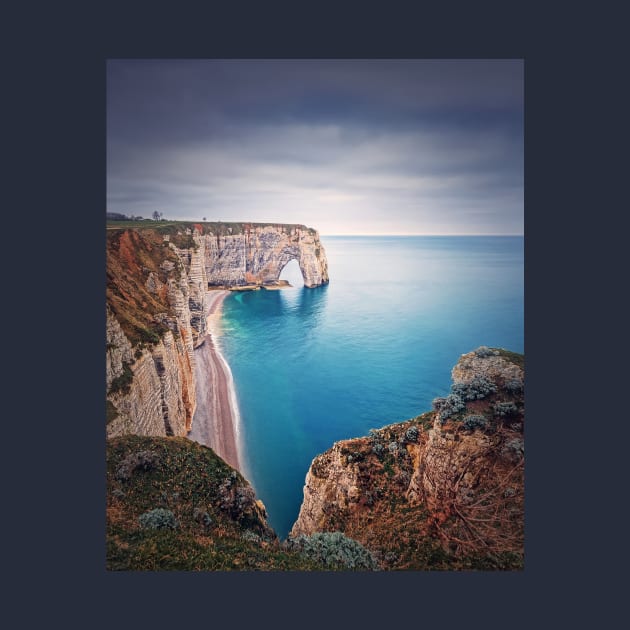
[
  {"xmin": 138, "ymin": 508, "xmax": 179, "ymax": 530},
  {"xmin": 287, "ymin": 532, "xmax": 379, "ymax": 570}
]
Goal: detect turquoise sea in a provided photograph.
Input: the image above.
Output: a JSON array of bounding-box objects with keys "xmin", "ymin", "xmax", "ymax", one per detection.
[{"xmin": 219, "ymin": 236, "xmax": 524, "ymax": 538}]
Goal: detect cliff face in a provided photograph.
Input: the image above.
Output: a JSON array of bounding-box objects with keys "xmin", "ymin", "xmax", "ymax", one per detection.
[
  {"xmin": 290, "ymin": 347, "xmax": 525, "ymax": 570},
  {"xmin": 106, "ymin": 222, "xmax": 329, "ymax": 439},
  {"xmin": 106, "ymin": 228, "xmax": 205, "ymax": 439}
]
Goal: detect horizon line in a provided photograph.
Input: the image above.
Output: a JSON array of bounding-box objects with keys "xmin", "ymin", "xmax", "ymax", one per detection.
[{"xmin": 319, "ymin": 232, "xmax": 524, "ymax": 237}]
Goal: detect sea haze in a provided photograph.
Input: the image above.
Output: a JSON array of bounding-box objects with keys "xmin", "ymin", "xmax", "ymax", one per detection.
[{"xmin": 218, "ymin": 235, "xmax": 524, "ymax": 538}]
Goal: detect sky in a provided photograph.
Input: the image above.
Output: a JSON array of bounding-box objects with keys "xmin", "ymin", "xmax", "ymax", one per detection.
[{"xmin": 107, "ymin": 59, "xmax": 523, "ymax": 235}]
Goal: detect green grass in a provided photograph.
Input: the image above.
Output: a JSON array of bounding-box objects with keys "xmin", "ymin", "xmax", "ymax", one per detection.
[
  {"xmin": 495, "ymin": 348, "xmax": 525, "ymax": 369},
  {"xmin": 414, "ymin": 411, "xmax": 435, "ymax": 430},
  {"xmin": 108, "ymin": 362, "xmax": 133, "ymax": 395},
  {"xmin": 106, "ymin": 220, "xmax": 181, "ymax": 230},
  {"xmin": 106, "ymin": 527, "xmax": 325, "ymax": 571},
  {"xmin": 106, "ymin": 220, "xmax": 316, "ymax": 237},
  {"xmin": 106, "ymin": 435, "xmax": 333, "ymax": 571},
  {"xmin": 106, "ymin": 400, "xmax": 119, "ymax": 425},
  {"xmin": 458, "ymin": 551, "xmax": 524, "ymax": 571},
  {"xmin": 382, "ymin": 455, "xmax": 395, "ymax": 477}
]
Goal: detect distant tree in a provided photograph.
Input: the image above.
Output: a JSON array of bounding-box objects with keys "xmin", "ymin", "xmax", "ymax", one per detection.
[
  {"xmin": 203, "ymin": 217, "xmax": 207, "ymax": 221},
  {"xmin": 106, "ymin": 212, "xmax": 128, "ymax": 221},
  {"xmin": 152, "ymin": 211, "xmax": 163, "ymax": 221}
]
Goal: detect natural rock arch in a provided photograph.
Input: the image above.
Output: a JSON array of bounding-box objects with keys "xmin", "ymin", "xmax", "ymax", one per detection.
[{"xmin": 204, "ymin": 224, "xmax": 329, "ymax": 288}]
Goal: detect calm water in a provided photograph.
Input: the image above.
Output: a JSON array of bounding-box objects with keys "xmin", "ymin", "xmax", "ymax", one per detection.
[{"xmin": 219, "ymin": 236, "xmax": 524, "ymax": 538}]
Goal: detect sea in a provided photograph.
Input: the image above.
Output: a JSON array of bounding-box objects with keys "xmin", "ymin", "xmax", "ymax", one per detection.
[{"xmin": 217, "ymin": 235, "xmax": 524, "ymax": 539}]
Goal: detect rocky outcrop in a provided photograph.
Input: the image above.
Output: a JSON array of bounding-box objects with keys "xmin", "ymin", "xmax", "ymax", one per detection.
[
  {"xmin": 407, "ymin": 347, "xmax": 524, "ymax": 506},
  {"xmin": 291, "ymin": 442, "xmax": 364, "ymax": 536},
  {"xmin": 203, "ymin": 223, "xmax": 328, "ymax": 288},
  {"xmin": 106, "ymin": 222, "xmax": 329, "ymax": 439},
  {"xmin": 451, "ymin": 346, "xmax": 523, "ymax": 388},
  {"xmin": 290, "ymin": 347, "xmax": 525, "ymax": 570}
]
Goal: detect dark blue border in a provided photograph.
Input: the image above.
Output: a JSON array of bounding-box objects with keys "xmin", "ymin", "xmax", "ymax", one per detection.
[{"xmin": 7, "ymin": 1, "xmax": 612, "ymax": 626}]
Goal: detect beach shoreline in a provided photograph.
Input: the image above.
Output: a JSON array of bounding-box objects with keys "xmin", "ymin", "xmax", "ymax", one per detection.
[{"xmin": 188, "ymin": 290, "xmax": 244, "ymax": 475}]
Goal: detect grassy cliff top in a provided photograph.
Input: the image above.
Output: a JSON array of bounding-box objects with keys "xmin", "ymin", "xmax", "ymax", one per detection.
[
  {"xmin": 106, "ymin": 220, "xmax": 317, "ymax": 237},
  {"xmin": 494, "ymin": 347, "xmax": 525, "ymax": 369},
  {"xmin": 106, "ymin": 435, "xmax": 329, "ymax": 570}
]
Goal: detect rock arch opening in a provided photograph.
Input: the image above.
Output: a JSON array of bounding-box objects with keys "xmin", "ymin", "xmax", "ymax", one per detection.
[{"xmin": 278, "ymin": 259, "xmax": 304, "ymax": 287}]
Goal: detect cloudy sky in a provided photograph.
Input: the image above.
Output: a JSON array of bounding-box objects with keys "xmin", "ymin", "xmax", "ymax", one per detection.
[{"xmin": 107, "ymin": 59, "xmax": 523, "ymax": 235}]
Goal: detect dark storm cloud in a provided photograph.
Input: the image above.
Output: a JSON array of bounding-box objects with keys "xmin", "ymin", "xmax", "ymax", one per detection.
[{"xmin": 107, "ymin": 59, "xmax": 523, "ymax": 234}]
